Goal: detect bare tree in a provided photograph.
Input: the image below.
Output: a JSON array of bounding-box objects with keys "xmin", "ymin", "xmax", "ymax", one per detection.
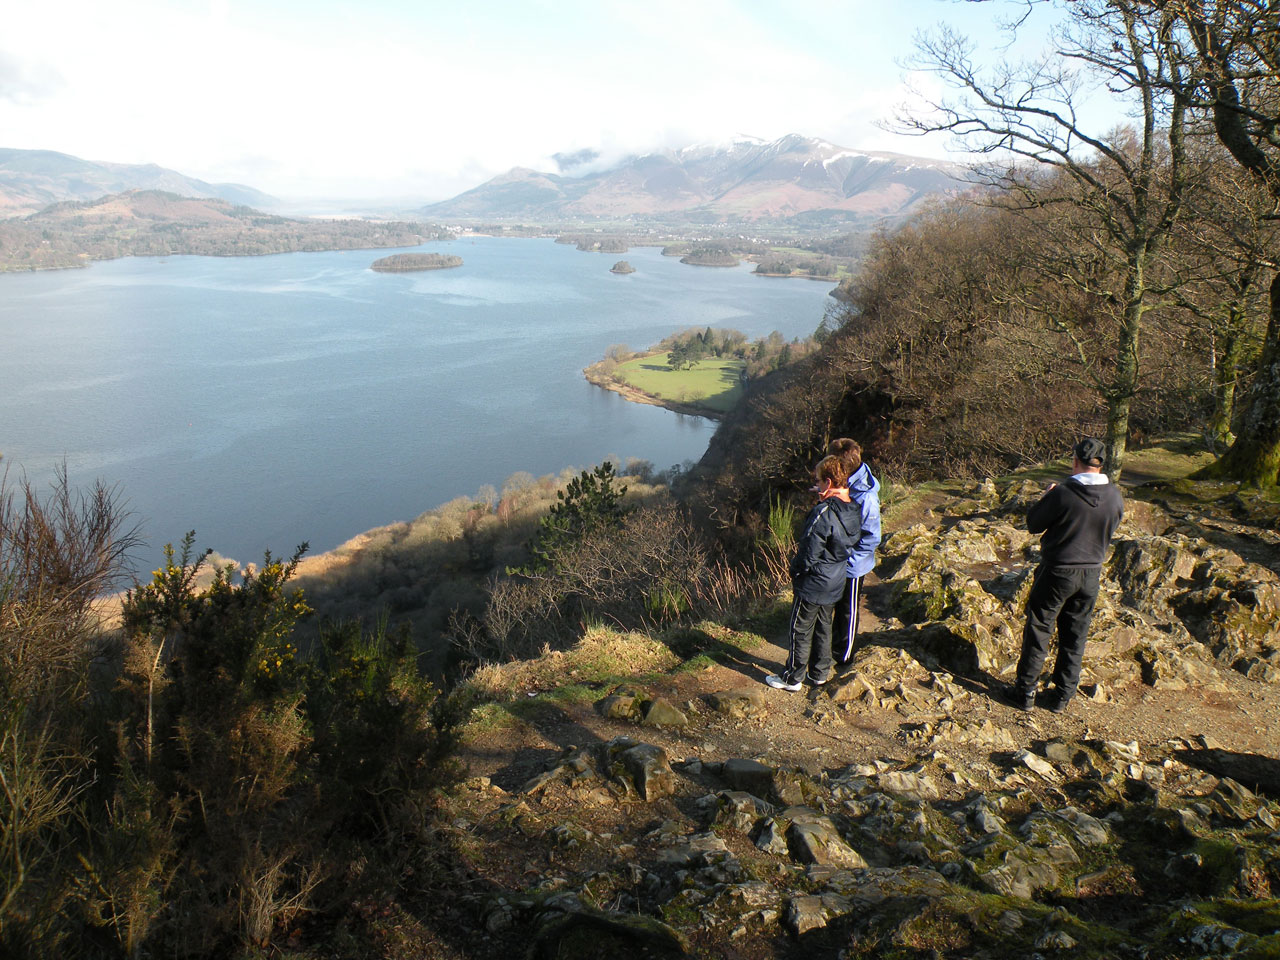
[
  {"xmin": 900, "ymin": 0, "xmax": 1195, "ymax": 478},
  {"xmin": 1157, "ymin": 0, "xmax": 1280, "ymax": 485},
  {"xmin": 1164, "ymin": 146, "xmax": 1274, "ymax": 448}
]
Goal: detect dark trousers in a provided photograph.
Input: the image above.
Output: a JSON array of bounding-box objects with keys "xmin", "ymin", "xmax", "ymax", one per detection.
[
  {"xmin": 832, "ymin": 575, "xmax": 865, "ymax": 665},
  {"xmin": 785, "ymin": 596, "xmax": 835, "ymax": 683},
  {"xmin": 1015, "ymin": 564, "xmax": 1101, "ymax": 698}
]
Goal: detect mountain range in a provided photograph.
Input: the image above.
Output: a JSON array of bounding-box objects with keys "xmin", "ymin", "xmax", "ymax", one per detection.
[
  {"xmin": 419, "ymin": 134, "xmax": 967, "ymax": 223},
  {"xmin": 0, "ymin": 148, "xmax": 276, "ymax": 218}
]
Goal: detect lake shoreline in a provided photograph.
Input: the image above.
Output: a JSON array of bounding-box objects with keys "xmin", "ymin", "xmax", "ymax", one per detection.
[{"xmin": 582, "ymin": 360, "xmax": 724, "ymax": 421}]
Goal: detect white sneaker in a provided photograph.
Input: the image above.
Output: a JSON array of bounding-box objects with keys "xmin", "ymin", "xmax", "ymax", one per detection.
[{"xmin": 765, "ymin": 673, "xmax": 803, "ymax": 692}]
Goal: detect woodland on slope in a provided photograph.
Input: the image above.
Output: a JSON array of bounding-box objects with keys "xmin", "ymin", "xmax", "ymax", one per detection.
[{"xmin": 695, "ymin": 0, "xmax": 1280, "ymax": 530}]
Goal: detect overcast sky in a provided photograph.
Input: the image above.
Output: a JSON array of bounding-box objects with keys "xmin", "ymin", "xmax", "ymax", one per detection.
[{"xmin": 0, "ymin": 0, "xmax": 1063, "ymax": 203}]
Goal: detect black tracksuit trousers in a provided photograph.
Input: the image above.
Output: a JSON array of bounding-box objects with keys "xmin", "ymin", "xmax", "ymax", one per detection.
[
  {"xmin": 1015, "ymin": 564, "xmax": 1101, "ymax": 698},
  {"xmin": 831, "ymin": 575, "xmax": 864, "ymax": 665}
]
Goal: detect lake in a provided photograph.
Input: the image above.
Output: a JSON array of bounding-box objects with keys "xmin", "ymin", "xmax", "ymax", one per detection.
[{"xmin": 0, "ymin": 238, "xmax": 835, "ymax": 572}]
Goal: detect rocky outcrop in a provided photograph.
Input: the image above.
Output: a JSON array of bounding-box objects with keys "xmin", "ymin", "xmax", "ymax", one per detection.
[
  {"xmin": 453, "ymin": 731, "xmax": 1280, "ymax": 957},
  {"xmin": 877, "ymin": 480, "xmax": 1280, "ymax": 694}
]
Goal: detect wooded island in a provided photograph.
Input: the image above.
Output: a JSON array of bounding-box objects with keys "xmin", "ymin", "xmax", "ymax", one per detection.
[{"xmin": 370, "ymin": 253, "xmax": 463, "ymax": 272}]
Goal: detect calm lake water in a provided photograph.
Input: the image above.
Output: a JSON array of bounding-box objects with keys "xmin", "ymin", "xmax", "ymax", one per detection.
[{"xmin": 0, "ymin": 238, "xmax": 835, "ymax": 572}]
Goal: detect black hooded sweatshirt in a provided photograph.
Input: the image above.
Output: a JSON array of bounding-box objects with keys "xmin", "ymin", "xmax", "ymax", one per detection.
[
  {"xmin": 789, "ymin": 494, "xmax": 862, "ymax": 604},
  {"xmin": 1027, "ymin": 477, "xmax": 1124, "ymax": 567}
]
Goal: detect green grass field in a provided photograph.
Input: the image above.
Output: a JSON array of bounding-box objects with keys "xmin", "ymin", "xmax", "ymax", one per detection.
[{"xmin": 614, "ymin": 354, "xmax": 745, "ymax": 412}]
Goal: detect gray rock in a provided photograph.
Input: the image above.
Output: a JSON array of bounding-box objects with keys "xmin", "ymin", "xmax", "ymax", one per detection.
[
  {"xmin": 928, "ymin": 717, "xmax": 1017, "ymax": 751},
  {"xmin": 810, "ymin": 864, "xmax": 953, "ymax": 901},
  {"xmin": 760, "ymin": 806, "xmax": 869, "ymax": 868},
  {"xmin": 784, "ymin": 893, "xmax": 853, "ymax": 935},
  {"xmin": 1036, "ymin": 930, "xmax": 1078, "ymax": 950},
  {"xmin": 595, "ymin": 693, "xmax": 641, "ymax": 721},
  {"xmin": 609, "ymin": 740, "xmax": 676, "ymax": 801},
  {"xmin": 657, "ymin": 831, "xmax": 731, "ymax": 867},
  {"xmin": 1015, "ymin": 749, "xmax": 1061, "ymax": 781},
  {"xmin": 976, "ymin": 849, "xmax": 1063, "ymax": 899},
  {"xmin": 1054, "ymin": 807, "xmax": 1110, "ymax": 846},
  {"xmin": 550, "ymin": 823, "xmax": 592, "ymax": 848},
  {"xmin": 722, "ymin": 758, "xmax": 775, "ymax": 798},
  {"xmin": 709, "ymin": 687, "xmax": 768, "ymax": 719},
  {"xmin": 910, "ymin": 617, "xmax": 1002, "ymax": 676},
  {"xmin": 713, "ymin": 790, "xmax": 775, "ymax": 833},
  {"xmin": 876, "ymin": 768, "xmax": 942, "ymax": 801},
  {"xmin": 641, "ymin": 698, "xmax": 689, "ymax": 729},
  {"xmin": 1209, "ymin": 777, "xmax": 1260, "ymax": 821},
  {"xmin": 754, "ymin": 816, "xmax": 791, "ymax": 856},
  {"xmin": 828, "ymin": 674, "xmax": 875, "ymax": 703},
  {"xmin": 520, "ymin": 745, "xmax": 601, "ymax": 794},
  {"xmin": 1042, "ymin": 740, "xmax": 1079, "ymax": 765}
]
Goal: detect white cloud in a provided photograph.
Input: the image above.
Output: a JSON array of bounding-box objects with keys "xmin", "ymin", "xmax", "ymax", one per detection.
[{"xmin": 0, "ymin": 0, "xmax": 1029, "ymax": 201}]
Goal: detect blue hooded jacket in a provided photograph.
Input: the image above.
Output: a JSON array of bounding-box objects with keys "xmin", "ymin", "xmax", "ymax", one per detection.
[{"xmin": 845, "ymin": 463, "xmax": 882, "ymax": 578}]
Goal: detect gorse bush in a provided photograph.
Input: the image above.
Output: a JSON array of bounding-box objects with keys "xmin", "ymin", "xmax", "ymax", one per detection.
[{"xmin": 0, "ymin": 474, "xmax": 467, "ymax": 958}]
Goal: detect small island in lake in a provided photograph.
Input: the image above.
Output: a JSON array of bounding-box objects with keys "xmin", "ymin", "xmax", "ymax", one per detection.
[
  {"xmin": 677, "ymin": 243, "xmax": 739, "ymax": 267},
  {"xmin": 370, "ymin": 253, "xmax": 463, "ymax": 272},
  {"xmin": 610, "ymin": 260, "xmax": 635, "ymax": 274}
]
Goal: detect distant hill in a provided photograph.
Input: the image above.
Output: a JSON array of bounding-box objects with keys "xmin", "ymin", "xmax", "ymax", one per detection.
[
  {"xmin": 0, "ymin": 147, "xmax": 277, "ymax": 218},
  {"xmin": 0, "ymin": 190, "xmax": 442, "ymax": 271},
  {"xmin": 420, "ymin": 134, "xmax": 966, "ymax": 224}
]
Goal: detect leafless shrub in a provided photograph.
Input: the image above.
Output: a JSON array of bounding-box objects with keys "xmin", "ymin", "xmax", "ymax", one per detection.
[
  {"xmin": 453, "ymin": 498, "xmax": 766, "ymax": 666},
  {"xmin": 0, "ymin": 467, "xmax": 139, "ymax": 705}
]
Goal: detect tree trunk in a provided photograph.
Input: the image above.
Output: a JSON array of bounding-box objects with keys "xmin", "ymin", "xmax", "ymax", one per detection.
[
  {"xmin": 1103, "ymin": 269, "xmax": 1146, "ymax": 482},
  {"xmin": 1203, "ymin": 272, "xmax": 1280, "ymax": 487},
  {"xmin": 1105, "ymin": 394, "xmax": 1131, "ymax": 482},
  {"xmin": 1208, "ymin": 313, "xmax": 1242, "ymax": 449}
]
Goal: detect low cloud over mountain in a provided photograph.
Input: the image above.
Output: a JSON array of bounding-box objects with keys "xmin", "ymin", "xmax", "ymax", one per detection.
[{"xmin": 421, "ymin": 134, "xmax": 966, "ymax": 223}]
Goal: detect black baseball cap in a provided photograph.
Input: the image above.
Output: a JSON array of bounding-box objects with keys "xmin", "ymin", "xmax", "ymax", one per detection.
[{"xmin": 1074, "ymin": 437, "xmax": 1105, "ymax": 464}]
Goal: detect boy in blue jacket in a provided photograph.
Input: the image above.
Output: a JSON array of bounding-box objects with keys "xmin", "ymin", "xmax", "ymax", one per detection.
[
  {"xmin": 828, "ymin": 438, "xmax": 882, "ymax": 667},
  {"xmin": 766, "ymin": 455, "xmax": 862, "ymax": 692}
]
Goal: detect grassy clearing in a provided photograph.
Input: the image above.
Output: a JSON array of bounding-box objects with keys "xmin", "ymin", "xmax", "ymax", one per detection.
[
  {"xmin": 463, "ymin": 625, "xmax": 682, "ymax": 702},
  {"xmin": 614, "ymin": 354, "xmax": 744, "ymax": 413},
  {"xmin": 1001, "ymin": 434, "xmax": 1217, "ymax": 487},
  {"xmin": 1124, "ymin": 433, "xmax": 1217, "ymax": 481},
  {"xmin": 671, "ymin": 619, "xmax": 772, "ymax": 673}
]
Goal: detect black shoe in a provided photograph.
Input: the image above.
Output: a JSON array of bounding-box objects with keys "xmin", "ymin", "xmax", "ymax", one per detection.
[
  {"xmin": 1045, "ymin": 690, "xmax": 1073, "ymax": 714},
  {"xmin": 999, "ymin": 685, "xmax": 1034, "ymax": 711}
]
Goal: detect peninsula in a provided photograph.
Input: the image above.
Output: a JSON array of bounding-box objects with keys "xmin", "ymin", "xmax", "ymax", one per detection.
[
  {"xmin": 584, "ymin": 327, "xmax": 818, "ymax": 418},
  {"xmin": 370, "ymin": 252, "xmax": 463, "ymax": 272}
]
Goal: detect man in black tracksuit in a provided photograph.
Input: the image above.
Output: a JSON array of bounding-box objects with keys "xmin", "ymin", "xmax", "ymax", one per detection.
[{"xmin": 1003, "ymin": 437, "xmax": 1124, "ymax": 714}]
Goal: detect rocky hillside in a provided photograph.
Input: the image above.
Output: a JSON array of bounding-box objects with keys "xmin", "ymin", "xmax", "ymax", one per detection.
[
  {"xmin": 0, "ymin": 146, "xmax": 276, "ymax": 218},
  {"xmin": 420, "ymin": 471, "xmax": 1280, "ymax": 959},
  {"xmin": 420, "ymin": 135, "xmax": 965, "ymax": 224}
]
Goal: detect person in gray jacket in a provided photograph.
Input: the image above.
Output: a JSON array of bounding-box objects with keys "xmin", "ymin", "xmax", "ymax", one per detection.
[{"xmin": 1002, "ymin": 437, "xmax": 1124, "ymax": 714}]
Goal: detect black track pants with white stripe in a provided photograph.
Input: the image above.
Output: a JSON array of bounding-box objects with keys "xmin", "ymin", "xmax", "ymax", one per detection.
[{"xmin": 831, "ymin": 575, "xmax": 864, "ymax": 665}]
